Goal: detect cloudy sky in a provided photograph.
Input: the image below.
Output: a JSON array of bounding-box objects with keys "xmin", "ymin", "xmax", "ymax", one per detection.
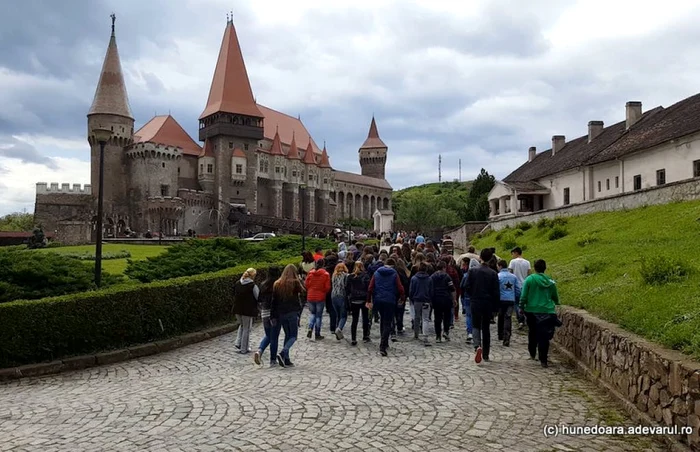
[{"xmin": 2, "ymin": 0, "xmax": 700, "ymax": 216}]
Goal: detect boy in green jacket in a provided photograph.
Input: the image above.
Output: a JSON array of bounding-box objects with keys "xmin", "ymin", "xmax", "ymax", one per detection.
[{"xmin": 519, "ymin": 259, "xmax": 559, "ymax": 367}]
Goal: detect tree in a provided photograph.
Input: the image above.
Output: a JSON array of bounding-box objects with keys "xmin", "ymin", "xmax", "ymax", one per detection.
[
  {"xmin": 465, "ymin": 168, "xmax": 495, "ymax": 221},
  {"xmin": 0, "ymin": 211, "xmax": 34, "ymax": 232}
]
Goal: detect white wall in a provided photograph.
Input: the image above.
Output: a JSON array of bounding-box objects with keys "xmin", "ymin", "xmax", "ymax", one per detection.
[
  {"xmin": 537, "ymin": 169, "xmax": 583, "ymax": 209},
  {"xmin": 591, "ymin": 161, "xmax": 621, "ymax": 199},
  {"xmin": 623, "ymin": 135, "xmax": 700, "ymax": 191}
]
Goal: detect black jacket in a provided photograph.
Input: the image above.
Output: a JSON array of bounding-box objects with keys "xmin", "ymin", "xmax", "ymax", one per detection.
[
  {"xmin": 430, "ymin": 271, "xmax": 455, "ymax": 307},
  {"xmin": 271, "ymin": 283, "xmax": 304, "ymax": 319},
  {"xmin": 345, "ymin": 272, "xmax": 370, "ymax": 304},
  {"xmin": 464, "ymin": 264, "xmax": 500, "ymax": 312}
]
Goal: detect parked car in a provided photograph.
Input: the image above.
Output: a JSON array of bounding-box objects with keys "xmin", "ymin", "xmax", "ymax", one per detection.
[{"xmin": 243, "ymin": 232, "xmax": 276, "ymax": 242}]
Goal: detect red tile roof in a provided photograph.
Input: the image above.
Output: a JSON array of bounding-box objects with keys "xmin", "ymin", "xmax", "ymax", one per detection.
[
  {"xmin": 360, "ymin": 116, "xmax": 387, "ymax": 149},
  {"xmin": 199, "ymin": 20, "xmax": 263, "ymax": 120},
  {"xmin": 287, "ymin": 132, "xmax": 301, "ymax": 160},
  {"xmin": 269, "ymin": 128, "xmax": 284, "ymax": 156},
  {"xmin": 199, "ymin": 138, "xmax": 215, "ymax": 158},
  {"xmin": 88, "ymin": 19, "xmax": 133, "ymax": 119},
  {"xmin": 319, "ymin": 144, "xmax": 331, "ymax": 168},
  {"xmin": 258, "ymin": 104, "xmax": 321, "ymax": 154},
  {"xmin": 134, "ymin": 115, "xmax": 202, "ymax": 156},
  {"xmin": 232, "ymin": 148, "xmax": 246, "ymax": 158},
  {"xmin": 303, "ymin": 141, "xmax": 317, "ymax": 165},
  {"xmin": 334, "ymin": 170, "xmax": 392, "ymax": 190}
]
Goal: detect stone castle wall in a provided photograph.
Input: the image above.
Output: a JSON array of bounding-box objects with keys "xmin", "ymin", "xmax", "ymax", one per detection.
[
  {"xmin": 34, "ymin": 189, "xmax": 94, "ymax": 245},
  {"xmin": 554, "ymin": 306, "xmax": 700, "ymax": 449},
  {"xmin": 444, "ymin": 222, "xmax": 489, "ymax": 254},
  {"xmin": 489, "ymin": 176, "xmax": 700, "ymax": 231}
]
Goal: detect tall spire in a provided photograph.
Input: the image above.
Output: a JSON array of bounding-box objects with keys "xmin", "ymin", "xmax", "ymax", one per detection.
[
  {"xmin": 270, "ymin": 127, "xmax": 284, "ymax": 156},
  {"xmin": 287, "ymin": 131, "xmax": 300, "ymax": 159},
  {"xmin": 303, "ymin": 141, "xmax": 317, "ymax": 165},
  {"xmin": 199, "ymin": 18, "xmax": 262, "ymax": 120},
  {"xmin": 360, "ymin": 116, "xmax": 386, "ymax": 149},
  {"xmin": 88, "ymin": 14, "xmax": 133, "ymax": 119},
  {"xmin": 319, "ymin": 142, "xmax": 331, "ymax": 168}
]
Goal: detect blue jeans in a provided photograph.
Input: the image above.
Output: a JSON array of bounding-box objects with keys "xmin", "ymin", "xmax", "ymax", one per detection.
[
  {"xmin": 308, "ymin": 302, "xmax": 325, "ymax": 334},
  {"xmin": 332, "ymin": 296, "xmax": 348, "ymax": 331},
  {"xmin": 461, "ymin": 297, "xmax": 473, "ymax": 334},
  {"xmin": 279, "ymin": 312, "xmax": 299, "ymax": 360},
  {"xmin": 258, "ymin": 318, "xmax": 281, "ymax": 363}
]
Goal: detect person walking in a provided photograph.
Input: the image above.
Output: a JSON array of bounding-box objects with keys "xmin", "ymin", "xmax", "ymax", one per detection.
[
  {"xmin": 409, "ymin": 262, "xmax": 434, "ymax": 346},
  {"xmin": 459, "ymin": 258, "xmax": 479, "ymax": 344},
  {"xmin": 233, "ymin": 268, "xmax": 260, "ymax": 354},
  {"xmin": 465, "ymin": 249, "xmax": 500, "ymax": 363},
  {"xmin": 305, "ymin": 259, "xmax": 331, "ymax": 340},
  {"xmin": 520, "ymin": 259, "xmax": 560, "ymax": 368},
  {"xmin": 299, "ymin": 251, "xmax": 315, "ymax": 278},
  {"xmin": 367, "ymin": 258, "xmax": 405, "ymax": 356},
  {"xmin": 430, "ymin": 261, "xmax": 456, "ymax": 343},
  {"xmin": 271, "ymin": 264, "xmax": 306, "ymax": 367},
  {"xmin": 497, "ymin": 260, "xmax": 521, "ymax": 347},
  {"xmin": 332, "ymin": 263, "xmax": 350, "ymax": 340},
  {"xmin": 346, "ymin": 261, "xmax": 371, "ymax": 345},
  {"xmin": 509, "ymin": 247, "xmax": 531, "ymax": 329},
  {"xmin": 324, "ymin": 253, "xmax": 340, "ymax": 334},
  {"xmin": 254, "ymin": 266, "xmax": 283, "ymax": 366},
  {"xmin": 392, "ymin": 258, "xmax": 411, "ymax": 338}
]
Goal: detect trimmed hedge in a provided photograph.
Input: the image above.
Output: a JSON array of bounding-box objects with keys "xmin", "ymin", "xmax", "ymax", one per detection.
[{"xmin": 0, "ymin": 258, "xmax": 296, "ymax": 368}]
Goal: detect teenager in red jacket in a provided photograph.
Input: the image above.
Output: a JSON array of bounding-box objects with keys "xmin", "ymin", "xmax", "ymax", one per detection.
[{"xmin": 305, "ymin": 259, "xmax": 331, "ymax": 340}]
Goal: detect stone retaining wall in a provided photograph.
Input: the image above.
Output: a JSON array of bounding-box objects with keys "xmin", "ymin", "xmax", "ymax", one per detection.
[
  {"xmin": 444, "ymin": 222, "xmax": 489, "ymax": 254},
  {"xmin": 554, "ymin": 306, "xmax": 700, "ymax": 450}
]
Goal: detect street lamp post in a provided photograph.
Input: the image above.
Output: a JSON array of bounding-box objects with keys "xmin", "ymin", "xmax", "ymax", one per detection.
[
  {"xmin": 300, "ymin": 184, "xmax": 307, "ymax": 253},
  {"xmin": 91, "ymin": 127, "xmax": 113, "ymax": 287}
]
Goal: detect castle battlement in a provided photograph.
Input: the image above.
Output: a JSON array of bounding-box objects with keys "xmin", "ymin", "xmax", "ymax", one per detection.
[
  {"xmin": 36, "ymin": 183, "xmax": 92, "ymax": 195},
  {"xmin": 126, "ymin": 142, "xmax": 182, "ymax": 160}
]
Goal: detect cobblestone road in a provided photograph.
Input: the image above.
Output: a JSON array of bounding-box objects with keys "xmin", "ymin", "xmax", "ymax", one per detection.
[{"xmin": 0, "ymin": 311, "xmax": 665, "ymax": 452}]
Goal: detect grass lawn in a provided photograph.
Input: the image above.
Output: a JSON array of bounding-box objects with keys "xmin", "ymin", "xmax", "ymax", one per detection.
[
  {"xmin": 39, "ymin": 244, "xmax": 169, "ymax": 276},
  {"xmin": 472, "ymin": 199, "xmax": 700, "ymax": 358}
]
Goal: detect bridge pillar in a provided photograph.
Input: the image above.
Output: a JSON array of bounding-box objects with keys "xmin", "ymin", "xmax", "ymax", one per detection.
[
  {"xmin": 289, "ymin": 184, "xmax": 300, "ymax": 221},
  {"xmin": 306, "ymin": 188, "xmax": 316, "ymax": 224},
  {"xmin": 272, "ymin": 181, "xmax": 283, "ymax": 219}
]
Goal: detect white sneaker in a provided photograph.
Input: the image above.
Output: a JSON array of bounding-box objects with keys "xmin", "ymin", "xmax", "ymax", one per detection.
[
  {"xmin": 467, "ymin": 333, "xmax": 473, "ymax": 343},
  {"xmin": 335, "ymin": 328, "xmax": 344, "ymax": 340}
]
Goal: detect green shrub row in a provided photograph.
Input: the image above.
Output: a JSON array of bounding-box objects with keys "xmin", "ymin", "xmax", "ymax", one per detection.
[
  {"xmin": 61, "ymin": 250, "xmax": 132, "ymax": 260},
  {"xmin": 0, "ymin": 258, "xmax": 297, "ymax": 368}
]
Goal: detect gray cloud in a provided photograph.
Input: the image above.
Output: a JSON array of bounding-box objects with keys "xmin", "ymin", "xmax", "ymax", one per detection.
[{"xmin": 0, "ymin": 136, "xmax": 58, "ymax": 169}]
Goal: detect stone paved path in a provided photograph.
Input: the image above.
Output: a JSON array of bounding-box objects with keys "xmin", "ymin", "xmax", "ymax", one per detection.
[{"xmin": 0, "ymin": 311, "xmax": 665, "ymax": 451}]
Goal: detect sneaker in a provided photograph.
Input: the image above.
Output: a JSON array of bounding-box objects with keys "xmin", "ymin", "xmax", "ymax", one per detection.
[
  {"xmin": 270, "ymin": 361, "xmax": 278, "ymax": 368},
  {"xmin": 475, "ymin": 346, "xmax": 483, "ymax": 364},
  {"xmin": 234, "ymin": 344, "xmax": 241, "ymax": 350},
  {"xmin": 397, "ymin": 329, "xmax": 405, "ymax": 336},
  {"xmin": 253, "ymin": 351, "xmax": 262, "ymax": 365},
  {"xmin": 316, "ymin": 334, "xmax": 325, "ymax": 340},
  {"xmin": 307, "ymin": 329, "xmax": 312, "ymax": 339},
  {"xmin": 423, "ymin": 339, "xmax": 432, "ymax": 347},
  {"xmin": 276, "ymin": 354, "xmax": 286, "ymax": 368},
  {"xmin": 391, "ymin": 336, "xmax": 397, "ymax": 343},
  {"xmin": 518, "ymin": 322, "xmax": 525, "ymax": 330},
  {"xmin": 466, "ymin": 333, "xmax": 473, "ymax": 343},
  {"xmin": 503, "ymin": 339, "xmax": 510, "ymax": 347},
  {"xmin": 351, "ymin": 340, "xmax": 357, "ymax": 346},
  {"xmin": 541, "ymin": 361, "xmax": 548, "ymax": 368},
  {"xmin": 380, "ymin": 350, "xmax": 388, "ymax": 357},
  {"xmin": 363, "ymin": 337, "xmax": 371, "ymax": 343},
  {"xmin": 530, "ymin": 354, "xmax": 537, "ymax": 360},
  {"xmin": 436, "ymin": 336, "xmax": 442, "ymax": 343},
  {"xmin": 284, "ymin": 359, "xmax": 295, "ymax": 367},
  {"xmin": 443, "ymin": 333, "xmax": 450, "ymax": 342},
  {"xmin": 335, "ymin": 328, "xmax": 344, "ymax": 340},
  {"xmin": 483, "ymin": 356, "xmax": 490, "ymax": 362}
]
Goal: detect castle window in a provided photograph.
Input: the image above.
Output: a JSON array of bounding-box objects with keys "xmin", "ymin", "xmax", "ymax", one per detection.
[
  {"xmin": 694, "ymin": 160, "xmax": 700, "ymax": 177},
  {"xmin": 633, "ymin": 175, "xmax": 642, "ymax": 190},
  {"xmin": 259, "ymin": 160, "xmax": 264, "ymax": 172},
  {"xmin": 200, "ymin": 164, "xmax": 203, "ymax": 173},
  {"xmin": 323, "ymin": 178, "xmax": 328, "ymax": 184},
  {"xmin": 309, "ymin": 174, "xmax": 313, "ymax": 181},
  {"xmin": 162, "ymin": 162, "xmax": 166, "ymax": 168},
  {"xmin": 207, "ymin": 164, "xmax": 213, "ymax": 173},
  {"xmin": 606, "ymin": 179, "xmax": 610, "ymax": 190},
  {"xmin": 235, "ymin": 164, "xmax": 243, "ymax": 174},
  {"xmin": 264, "ymin": 162, "xmax": 269, "ymax": 173},
  {"xmin": 275, "ymin": 166, "xmax": 280, "ymax": 174},
  {"xmin": 292, "ymin": 170, "xmax": 297, "ymax": 177},
  {"xmin": 656, "ymin": 169, "xmax": 666, "ymax": 186},
  {"xmin": 160, "ymin": 185, "xmax": 169, "ymax": 196},
  {"xmin": 597, "ymin": 181, "xmax": 601, "ymax": 192},
  {"xmin": 229, "ymin": 142, "xmax": 233, "ymax": 149},
  {"xmin": 178, "ymin": 167, "xmax": 180, "ymax": 175},
  {"xmin": 244, "ymin": 144, "xmax": 249, "ymax": 151},
  {"xmin": 284, "ymin": 167, "xmax": 287, "ymax": 176},
  {"xmin": 563, "ymin": 187, "xmax": 570, "ymax": 205},
  {"xmin": 615, "ymin": 176, "xmax": 619, "ymax": 188}
]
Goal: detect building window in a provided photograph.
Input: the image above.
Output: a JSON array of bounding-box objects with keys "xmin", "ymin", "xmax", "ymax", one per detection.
[
  {"xmin": 694, "ymin": 160, "xmax": 700, "ymax": 177},
  {"xmin": 309, "ymin": 174, "xmax": 313, "ymax": 181},
  {"xmin": 177, "ymin": 167, "xmax": 180, "ymax": 175},
  {"xmin": 563, "ymin": 187, "xmax": 570, "ymax": 205},
  {"xmin": 244, "ymin": 144, "xmax": 249, "ymax": 151},
  {"xmin": 292, "ymin": 170, "xmax": 297, "ymax": 177},
  {"xmin": 633, "ymin": 175, "xmax": 642, "ymax": 190},
  {"xmin": 264, "ymin": 162, "xmax": 269, "ymax": 173},
  {"xmin": 229, "ymin": 142, "xmax": 233, "ymax": 149},
  {"xmin": 275, "ymin": 167, "xmax": 280, "ymax": 174},
  {"xmin": 656, "ymin": 169, "xmax": 666, "ymax": 185},
  {"xmin": 160, "ymin": 185, "xmax": 169, "ymax": 196},
  {"xmin": 615, "ymin": 176, "xmax": 619, "ymax": 188},
  {"xmin": 259, "ymin": 160, "xmax": 264, "ymax": 172},
  {"xmin": 235, "ymin": 164, "xmax": 243, "ymax": 174},
  {"xmin": 597, "ymin": 181, "xmax": 601, "ymax": 192},
  {"xmin": 284, "ymin": 167, "xmax": 287, "ymax": 176},
  {"xmin": 606, "ymin": 179, "xmax": 610, "ymax": 190},
  {"xmin": 323, "ymin": 178, "xmax": 328, "ymax": 184},
  {"xmin": 200, "ymin": 164, "xmax": 203, "ymax": 173},
  {"xmin": 207, "ymin": 164, "xmax": 213, "ymax": 173}
]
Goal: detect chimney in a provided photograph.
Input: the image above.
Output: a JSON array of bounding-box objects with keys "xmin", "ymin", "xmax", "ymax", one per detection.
[
  {"xmin": 528, "ymin": 146, "xmax": 536, "ymax": 162},
  {"xmin": 625, "ymin": 101, "xmax": 642, "ymax": 129},
  {"xmin": 588, "ymin": 121, "xmax": 604, "ymax": 143},
  {"xmin": 551, "ymin": 135, "xmax": 565, "ymax": 156}
]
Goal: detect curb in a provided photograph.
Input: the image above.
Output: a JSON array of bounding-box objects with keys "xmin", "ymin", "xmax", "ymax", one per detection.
[{"xmin": 0, "ymin": 323, "xmax": 237, "ymax": 383}]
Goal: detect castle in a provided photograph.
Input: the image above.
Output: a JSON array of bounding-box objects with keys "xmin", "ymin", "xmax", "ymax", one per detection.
[{"xmin": 34, "ymin": 15, "xmax": 392, "ymax": 244}]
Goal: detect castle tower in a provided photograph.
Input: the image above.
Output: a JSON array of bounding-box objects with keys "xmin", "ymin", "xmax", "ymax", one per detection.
[
  {"xmin": 198, "ymin": 139, "xmax": 215, "ymax": 192},
  {"xmin": 199, "ymin": 16, "xmax": 264, "ymax": 215},
  {"xmin": 359, "ymin": 116, "xmax": 387, "ymax": 179},
  {"xmin": 87, "ymin": 14, "xmax": 134, "ymax": 216}
]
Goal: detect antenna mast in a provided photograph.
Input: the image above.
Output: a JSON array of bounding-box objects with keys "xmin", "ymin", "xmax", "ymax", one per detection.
[
  {"xmin": 459, "ymin": 159, "xmax": 462, "ymax": 182},
  {"xmin": 438, "ymin": 154, "xmax": 442, "ymax": 182}
]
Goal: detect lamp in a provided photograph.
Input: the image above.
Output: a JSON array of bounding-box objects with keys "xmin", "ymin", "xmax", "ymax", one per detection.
[
  {"xmin": 92, "ymin": 126, "xmax": 113, "ymax": 287},
  {"xmin": 300, "ymin": 183, "xmax": 307, "ymax": 253}
]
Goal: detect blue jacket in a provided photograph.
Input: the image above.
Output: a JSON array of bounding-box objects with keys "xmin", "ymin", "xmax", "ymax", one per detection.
[
  {"xmin": 430, "ymin": 271, "xmax": 455, "ymax": 307},
  {"xmin": 369, "ymin": 266, "xmax": 404, "ymax": 306},
  {"xmin": 409, "ymin": 271, "xmax": 433, "ymax": 304},
  {"xmin": 460, "ymin": 272, "xmax": 470, "ymax": 303},
  {"xmin": 498, "ymin": 268, "xmax": 521, "ymax": 303},
  {"xmin": 367, "ymin": 261, "xmax": 384, "ymax": 277}
]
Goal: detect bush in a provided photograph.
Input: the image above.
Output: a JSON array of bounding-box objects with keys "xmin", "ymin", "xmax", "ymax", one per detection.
[
  {"xmin": 548, "ymin": 226, "xmax": 569, "ymax": 241},
  {"xmin": 576, "ymin": 233, "xmax": 600, "ymax": 247},
  {"xmin": 61, "ymin": 250, "xmax": 132, "ymax": 260},
  {"xmin": 500, "ymin": 234, "xmax": 518, "ymax": 251},
  {"xmin": 536, "ymin": 218, "xmax": 552, "ymax": 229},
  {"xmin": 515, "ymin": 221, "xmax": 532, "ymax": 231},
  {"xmin": 551, "ymin": 217, "xmax": 569, "ymax": 227},
  {"xmin": 0, "ymin": 248, "xmax": 120, "ymax": 303},
  {"xmin": 125, "ymin": 236, "xmax": 334, "ymax": 283},
  {"xmin": 640, "ymin": 256, "xmax": 691, "ymax": 285},
  {"xmin": 514, "ymin": 229, "xmax": 524, "ymax": 237},
  {"xmin": 581, "ymin": 260, "xmax": 607, "ymax": 275}
]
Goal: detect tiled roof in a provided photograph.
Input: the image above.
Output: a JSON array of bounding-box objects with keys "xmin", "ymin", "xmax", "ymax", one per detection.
[
  {"xmin": 505, "ymin": 181, "xmax": 548, "ymax": 192},
  {"xmin": 269, "ymin": 129, "xmax": 284, "ymax": 156},
  {"xmin": 88, "ymin": 21, "xmax": 133, "ymax": 119},
  {"xmin": 232, "ymin": 148, "xmax": 246, "ymax": 158},
  {"xmin": 360, "ymin": 116, "xmax": 387, "ymax": 149},
  {"xmin": 303, "ymin": 141, "xmax": 317, "ymax": 165},
  {"xmin": 199, "ymin": 21, "xmax": 263, "ymax": 120},
  {"xmin": 287, "ymin": 132, "xmax": 301, "ymax": 160},
  {"xmin": 258, "ymin": 104, "xmax": 321, "ymax": 154},
  {"xmin": 334, "ymin": 170, "xmax": 392, "ymax": 190},
  {"xmin": 134, "ymin": 115, "xmax": 202, "ymax": 156},
  {"xmin": 319, "ymin": 144, "xmax": 331, "ymax": 168},
  {"xmin": 199, "ymin": 139, "xmax": 214, "ymax": 158}
]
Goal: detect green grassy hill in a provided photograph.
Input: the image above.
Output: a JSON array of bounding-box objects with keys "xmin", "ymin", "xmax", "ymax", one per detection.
[
  {"xmin": 472, "ymin": 200, "xmax": 700, "ymax": 358},
  {"xmin": 392, "ymin": 180, "xmax": 473, "ymax": 229}
]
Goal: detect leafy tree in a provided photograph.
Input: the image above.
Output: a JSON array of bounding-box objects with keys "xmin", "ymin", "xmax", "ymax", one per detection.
[
  {"xmin": 465, "ymin": 168, "xmax": 495, "ymax": 221},
  {"xmin": 27, "ymin": 226, "xmax": 46, "ymax": 249},
  {"xmin": 0, "ymin": 211, "xmax": 34, "ymax": 232}
]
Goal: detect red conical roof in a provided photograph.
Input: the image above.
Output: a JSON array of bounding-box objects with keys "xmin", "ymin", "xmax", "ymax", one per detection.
[
  {"xmin": 88, "ymin": 15, "xmax": 133, "ymax": 119},
  {"xmin": 287, "ymin": 132, "xmax": 301, "ymax": 159},
  {"xmin": 270, "ymin": 127, "xmax": 284, "ymax": 156},
  {"xmin": 360, "ymin": 116, "xmax": 387, "ymax": 149},
  {"xmin": 319, "ymin": 143, "xmax": 331, "ymax": 168},
  {"xmin": 134, "ymin": 115, "xmax": 201, "ymax": 156},
  {"xmin": 199, "ymin": 19, "xmax": 263, "ymax": 120},
  {"xmin": 199, "ymin": 138, "xmax": 215, "ymax": 158},
  {"xmin": 303, "ymin": 141, "xmax": 317, "ymax": 165}
]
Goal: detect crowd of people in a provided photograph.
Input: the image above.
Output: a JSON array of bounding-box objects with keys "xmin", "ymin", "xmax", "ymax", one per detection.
[{"xmin": 231, "ymin": 232, "xmax": 561, "ymax": 368}]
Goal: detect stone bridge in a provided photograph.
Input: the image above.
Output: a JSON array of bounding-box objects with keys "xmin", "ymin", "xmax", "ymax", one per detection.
[{"xmin": 0, "ymin": 311, "xmax": 666, "ymax": 451}]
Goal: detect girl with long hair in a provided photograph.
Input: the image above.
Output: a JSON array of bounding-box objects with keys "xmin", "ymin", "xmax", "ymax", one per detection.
[
  {"xmin": 305, "ymin": 258, "xmax": 331, "ymax": 340},
  {"xmin": 233, "ymin": 268, "xmax": 259, "ymax": 354},
  {"xmin": 345, "ymin": 261, "xmax": 371, "ymax": 345},
  {"xmin": 254, "ymin": 266, "xmax": 282, "ymax": 366},
  {"xmin": 331, "ymin": 263, "xmax": 349, "ymax": 340},
  {"xmin": 271, "ymin": 264, "xmax": 306, "ymax": 367},
  {"xmin": 392, "ymin": 258, "xmax": 411, "ymax": 337}
]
